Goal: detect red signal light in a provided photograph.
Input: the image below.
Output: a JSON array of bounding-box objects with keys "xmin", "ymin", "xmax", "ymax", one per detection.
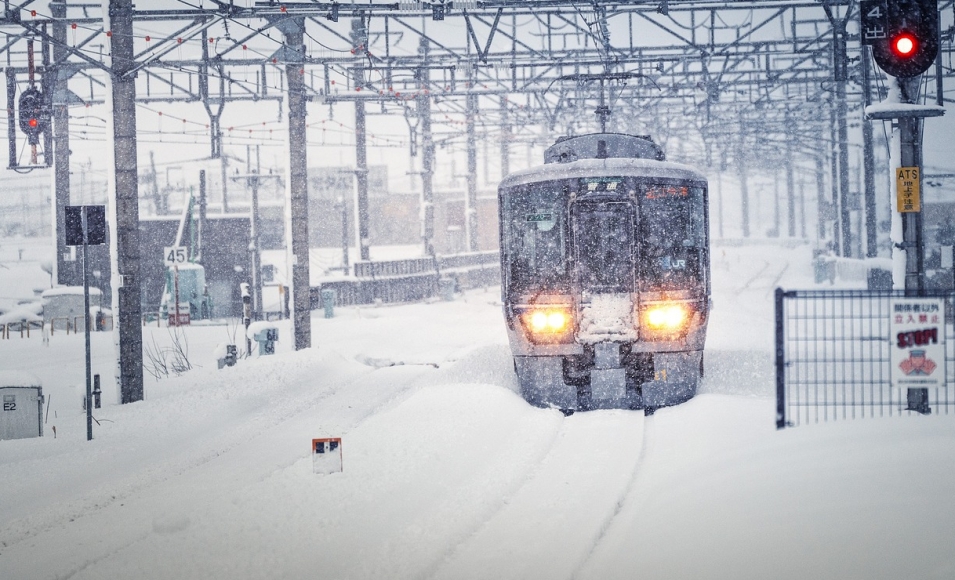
[
  {"xmin": 28, "ymin": 118, "xmax": 37, "ymax": 128},
  {"xmin": 892, "ymin": 33, "xmax": 918, "ymax": 58}
]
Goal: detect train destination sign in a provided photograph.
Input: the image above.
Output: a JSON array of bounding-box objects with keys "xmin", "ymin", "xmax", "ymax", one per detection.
[
  {"xmin": 889, "ymin": 297, "xmax": 946, "ymax": 389},
  {"xmin": 580, "ymin": 176, "xmax": 623, "ymax": 193},
  {"xmin": 645, "ymin": 184, "xmax": 690, "ymax": 200}
]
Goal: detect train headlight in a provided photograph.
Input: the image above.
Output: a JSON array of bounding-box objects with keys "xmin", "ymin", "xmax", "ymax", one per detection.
[
  {"xmin": 529, "ymin": 310, "xmax": 568, "ymax": 332},
  {"xmin": 519, "ymin": 307, "xmax": 573, "ymax": 343},
  {"xmin": 641, "ymin": 303, "xmax": 692, "ymax": 338}
]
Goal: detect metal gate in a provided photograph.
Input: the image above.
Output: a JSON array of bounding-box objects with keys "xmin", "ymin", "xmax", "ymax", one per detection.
[{"xmin": 775, "ymin": 288, "xmax": 954, "ymax": 429}]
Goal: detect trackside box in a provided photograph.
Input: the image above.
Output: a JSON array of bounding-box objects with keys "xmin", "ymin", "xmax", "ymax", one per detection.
[{"xmin": 0, "ymin": 372, "xmax": 44, "ymax": 440}]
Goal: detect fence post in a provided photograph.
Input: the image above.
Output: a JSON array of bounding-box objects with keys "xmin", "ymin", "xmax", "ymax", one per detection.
[{"xmin": 775, "ymin": 287, "xmax": 787, "ymax": 429}]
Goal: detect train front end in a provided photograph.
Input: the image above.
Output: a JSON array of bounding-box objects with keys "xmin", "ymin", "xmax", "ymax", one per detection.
[{"xmin": 499, "ymin": 134, "xmax": 710, "ymax": 413}]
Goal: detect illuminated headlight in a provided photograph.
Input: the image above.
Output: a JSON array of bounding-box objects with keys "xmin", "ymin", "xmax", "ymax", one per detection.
[
  {"xmin": 643, "ymin": 303, "xmax": 690, "ymax": 331},
  {"xmin": 519, "ymin": 308, "xmax": 573, "ymax": 343},
  {"xmin": 529, "ymin": 310, "xmax": 568, "ymax": 332}
]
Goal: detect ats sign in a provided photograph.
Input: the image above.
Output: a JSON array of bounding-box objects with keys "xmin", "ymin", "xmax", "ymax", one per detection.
[{"xmin": 889, "ymin": 297, "xmax": 946, "ymax": 389}]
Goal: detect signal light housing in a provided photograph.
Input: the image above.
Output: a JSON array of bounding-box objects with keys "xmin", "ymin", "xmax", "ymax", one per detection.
[
  {"xmin": 862, "ymin": 0, "xmax": 939, "ymax": 78},
  {"xmin": 17, "ymin": 87, "xmax": 48, "ymax": 145}
]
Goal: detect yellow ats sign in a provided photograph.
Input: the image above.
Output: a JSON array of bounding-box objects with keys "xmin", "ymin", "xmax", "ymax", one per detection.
[{"xmin": 896, "ymin": 166, "xmax": 920, "ymax": 213}]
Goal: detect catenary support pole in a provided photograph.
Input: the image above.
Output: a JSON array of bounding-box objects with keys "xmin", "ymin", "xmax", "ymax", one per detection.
[
  {"xmin": 107, "ymin": 0, "xmax": 144, "ymax": 404},
  {"xmin": 815, "ymin": 153, "xmax": 827, "ymax": 242},
  {"xmin": 351, "ymin": 18, "xmax": 371, "ymax": 262},
  {"xmin": 466, "ymin": 68, "xmax": 479, "ymax": 252},
  {"xmin": 834, "ymin": 19, "xmax": 852, "ymax": 258},
  {"xmin": 829, "ymin": 100, "xmax": 841, "ymax": 254},
  {"xmin": 862, "ymin": 47, "xmax": 879, "ymax": 258},
  {"xmin": 282, "ymin": 18, "xmax": 311, "ymax": 350},
  {"xmin": 736, "ymin": 138, "xmax": 750, "ymax": 238},
  {"xmin": 51, "ymin": 1, "xmax": 73, "ymax": 287},
  {"xmin": 898, "ymin": 80, "xmax": 925, "ymax": 295},
  {"xmin": 500, "ymin": 95, "xmax": 510, "ymax": 180},
  {"xmin": 354, "ymin": 71, "xmax": 370, "ymax": 262},
  {"xmin": 418, "ymin": 36, "xmax": 435, "ymax": 258},
  {"xmin": 895, "ymin": 76, "xmax": 929, "ymax": 414},
  {"xmin": 772, "ymin": 170, "xmax": 780, "ymax": 237},
  {"xmin": 249, "ymin": 169, "xmax": 263, "ymax": 319},
  {"xmin": 786, "ymin": 135, "xmax": 796, "ymax": 238}
]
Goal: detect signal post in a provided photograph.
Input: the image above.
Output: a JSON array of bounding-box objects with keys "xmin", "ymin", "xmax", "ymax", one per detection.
[{"xmin": 861, "ymin": 0, "xmax": 943, "ymax": 412}]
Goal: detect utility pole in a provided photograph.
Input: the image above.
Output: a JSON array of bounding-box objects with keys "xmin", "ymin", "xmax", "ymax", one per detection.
[
  {"xmin": 465, "ymin": 66, "xmax": 479, "ymax": 252},
  {"xmin": 831, "ymin": 14, "xmax": 853, "ymax": 257},
  {"xmin": 232, "ymin": 147, "xmax": 278, "ymax": 320},
  {"xmin": 107, "ymin": 0, "xmax": 144, "ymax": 403},
  {"xmin": 418, "ymin": 36, "xmax": 435, "ymax": 258},
  {"xmin": 896, "ymin": 78, "xmax": 927, "ymax": 295},
  {"xmin": 51, "ymin": 1, "xmax": 72, "ymax": 287},
  {"xmin": 736, "ymin": 133, "xmax": 750, "ymax": 238},
  {"xmin": 500, "ymin": 95, "xmax": 510, "ymax": 180},
  {"xmin": 786, "ymin": 133, "xmax": 796, "ymax": 238},
  {"xmin": 353, "ymin": 82, "xmax": 370, "ymax": 261},
  {"xmin": 861, "ymin": 46, "xmax": 879, "ymax": 257},
  {"xmin": 816, "ymin": 153, "xmax": 827, "ymax": 243},
  {"xmin": 278, "ymin": 15, "xmax": 311, "ymax": 350},
  {"xmin": 829, "ymin": 99, "xmax": 841, "ymax": 254},
  {"xmin": 770, "ymin": 170, "xmax": 780, "ymax": 237},
  {"xmin": 352, "ymin": 17, "xmax": 371, "ymax": 262}
]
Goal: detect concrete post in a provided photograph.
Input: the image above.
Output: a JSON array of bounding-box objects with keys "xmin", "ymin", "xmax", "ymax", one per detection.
[
  {"xmin": 51, "ymin": 1, "xmax": 73, "ymax": 287},
  {"xmin": 354, "ymin": 70, "xmax": 370, "ymax": 262},
  {"xmin": 834, "ymin": 19, "xmax": 852, "ymax": 257},
  {"xmin": 862, "ymin": 47, "xmax": 879, "ymax": 258},
  {"xmin": 466, "ymin": 70, "xmax": 478, "ymax": 252},
  {"xmin": 351, "ymin": 19, "xmax": 371, "ymax": 262},
  {"xmin": 418, "ymin": 37, "xmax": 435, "ymax": 258},
  {"xmin": 107, "ymin": 0, "xmax": 144, "ymax": 403},
  {"xmin": 282, "ymin": 20, "xmax": 311, "ymax": 350},
  {"xmin": 500, "ymin": 95, "xmax": 510, "ymax": 179},
  {"xmin": 736, "ymin": 139, "xmax": 750, "ymax": 238}
]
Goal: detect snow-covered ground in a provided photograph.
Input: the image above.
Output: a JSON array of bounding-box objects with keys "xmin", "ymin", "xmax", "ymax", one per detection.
[{"xmin": 1, "ymin": 239, "xmax": 954, "ymax": 580}]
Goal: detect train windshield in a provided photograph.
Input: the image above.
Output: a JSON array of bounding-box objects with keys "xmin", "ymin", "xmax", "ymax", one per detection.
[
  {"xmin": 572, "ymin": 201, "xmax": 634, "ymax": 293},
  {"xmin": 503, "ymin": 181, "xmax": 569, "ymax": 293},
  {"xmin": 638, "ymin": 183, "xmax": 707, "ymax": 291}
]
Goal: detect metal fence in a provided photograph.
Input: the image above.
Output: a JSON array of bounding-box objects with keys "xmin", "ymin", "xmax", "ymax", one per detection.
[
  {"xmin": 311, "ymin": 252, "xmax": 501, "ymax": 308},
  {"xmin": 776, "ymin": 288, "xmax": 955, "ymax": 429}
]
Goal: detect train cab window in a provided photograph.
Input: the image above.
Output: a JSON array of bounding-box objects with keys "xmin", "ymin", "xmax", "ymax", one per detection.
[
  {"xmin": 638, "ymin": 184, "xmax": 707, "ymax": 291},
  {"xmin": 503, "ymin": 182, "xmax": 569, "ymax": 293},
  {"xmin": 572, "ymin": 201, "xmax": 634, "ymax": 293}
]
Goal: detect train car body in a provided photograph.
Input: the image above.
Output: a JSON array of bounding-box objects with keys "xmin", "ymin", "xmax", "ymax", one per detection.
[{"xmin": 498, "ymin": 133, "xmax": 710, "ymax": 413}]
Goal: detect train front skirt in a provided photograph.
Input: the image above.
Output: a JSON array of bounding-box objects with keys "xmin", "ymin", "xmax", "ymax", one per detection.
[{"xmin": 514, "ymin": 349, "xmax": 702, "ymax": 412}]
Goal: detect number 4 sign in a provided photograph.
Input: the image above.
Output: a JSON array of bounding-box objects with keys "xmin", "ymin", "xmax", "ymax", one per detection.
[{"xmin": 889, "ymin": 297, "xmax": 947, "ymax": 389}]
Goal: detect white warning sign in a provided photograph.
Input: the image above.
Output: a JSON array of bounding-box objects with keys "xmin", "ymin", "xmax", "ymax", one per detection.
[
  {"xmin": 312, "ymin": 437, "xmax": 343, "ymax": 474},
  {"xmin": 889, "ymin": 297, "xmax": 947, "ymax": 389}
]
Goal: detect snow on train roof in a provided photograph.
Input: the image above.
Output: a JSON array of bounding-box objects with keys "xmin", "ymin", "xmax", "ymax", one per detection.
[{"xmin": 499, "ymin": 157, "xmax": 707, "ymax": 191}]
